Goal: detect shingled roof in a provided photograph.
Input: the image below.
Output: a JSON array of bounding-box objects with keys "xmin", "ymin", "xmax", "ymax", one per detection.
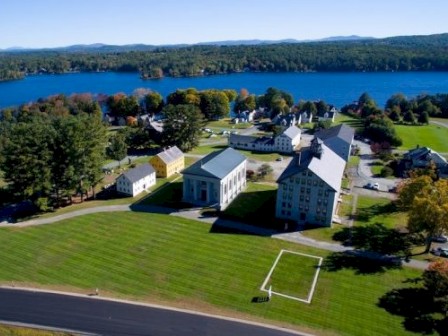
[
  {"xmin": 277, "ymin": 143, "xmax": 345, "ymax": 191},
  {"xmin": 314, "ymin": 124, "xmax": 354, "ymax": 145},
  {"xmin": 121, "ymin": 163, "xmax": 155, "ymax": 183},
  {"xmin": 156, "ymin": 146, "xmax": 184, "ymax": 164},
  {"xmin": 182, "ymin": 147, "xmax": 246, "ymax": 179},
  {"xmin": 282, "ymin": 125, "xmax": 301, "ymax": 139}
]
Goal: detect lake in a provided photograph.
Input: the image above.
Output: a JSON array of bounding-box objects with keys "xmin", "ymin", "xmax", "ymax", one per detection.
[{"xmin": 1, "ymin": 71, "xmax": 448, "ymax": 109}]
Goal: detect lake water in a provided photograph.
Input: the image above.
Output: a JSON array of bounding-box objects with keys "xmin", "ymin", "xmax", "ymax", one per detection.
[{"xmin": 1, "ymin": 71, "xmax": 448, "ymax": 109}]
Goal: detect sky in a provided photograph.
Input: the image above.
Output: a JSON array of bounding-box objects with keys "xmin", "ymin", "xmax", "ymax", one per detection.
[{"xmin": 1, "ymin": 0, "xmax": 448, "ymax": 49}]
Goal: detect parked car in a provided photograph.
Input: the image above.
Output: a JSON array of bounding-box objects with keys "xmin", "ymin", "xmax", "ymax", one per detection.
[
  {"xmin": 431, "ymin": 247, "xmax": 448, "ymax": 257},
  {"xmin": 364, "ymin": 181, "xmax": 380, "ymax": 190},
  {"xmin": 388, "ymin": 186, "xmax": 398, "ymax": 193},
  {"xmin": 432, "ymin": 235, "xmax": 448, "ymax": 243}
]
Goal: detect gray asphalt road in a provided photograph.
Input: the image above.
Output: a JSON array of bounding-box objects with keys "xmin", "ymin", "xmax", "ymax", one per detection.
[{"xmin": 0, "ymin": 288, "xmax": 307, "ymax": 336}]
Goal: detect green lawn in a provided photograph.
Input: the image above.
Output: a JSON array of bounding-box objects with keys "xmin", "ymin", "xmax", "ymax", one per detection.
[
  {"xmin": 347, "ymin": 155, "xmax": 360, "ymax": 169},
  {"xmin": 339, "ymin": 194, "xmax": 354, "ymax": 218},
  {"xmin": 355, "ymin": 196, "xmax": 407, "ymax": 229},
  {"xmin": 395, "ymin": 124, "xmax": 448, "ymax": 152},
  {"xmin": 0, "ymin": 211, "xmax": 423, "ymax": 336},
  {"xmin": 334, "ymin": 113, "xmax": 364, "ymax": 132},
  {"xmin": 206, "ymin": 118, "xmax": 252, "ymax": 129},
  {"xmin": 189, "ymin": 144, "xmax": 282, "ymax": 162},
  {"xmin": 268, "ymin": 251, "xmax": 320, "ymax": 300},
  {"xmin": 0, "ymin": 325, "xmax": 70, "ymax": 336},
  {"xmin": 370, "ymin": 160, "xmax": 384, "ymax": 176}
]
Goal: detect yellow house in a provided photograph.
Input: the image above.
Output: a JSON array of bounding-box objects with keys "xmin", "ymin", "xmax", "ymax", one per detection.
[{"xmin": 150, "ymin": 146, "xmax": 185, "ymax": 178}]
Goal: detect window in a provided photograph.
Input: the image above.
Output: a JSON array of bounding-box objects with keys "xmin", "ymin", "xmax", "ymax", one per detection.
[
  {"xmin": 324, "ymin": 199, "xmax": 328, "ymax": 205},
  {"xmin": 301, "ymin": 178, "xmax": 306, "ymax": 185},
  {"xmin": 300, "ymin": 187, "xmax": 305, "ymax": 193},
  {"xmin": 305, "ymin": 196, "xmax": 310, "ymax": 202},
  {"xmin": 308, "ymin": 172, "xmax": 312, "ymax": 177},
  {"xmin": 307, "ymin": 179, "xmax": 312, "ymax": 185},
  {"xmin": 325, "ymin": 190, "xmax": 329, "ymax": 196},
  {"xmin": 313, "ymin": 180, "xmax": 317, "ymax": 186},
  {"xmin": 318, "ymin": 189, "xmax": 323, "ymax": 196},
  {"xmin": 319, "ymin": 181, "xmax": 324, "ymax": 187},
  {"xmin": 283, "ymin": 184, "xmax": 287, "ymax": 190},
  {"xmin": 306, "ymin": 188, "xmax": 310, "ymax": 194},
  {"xmin": 299, "ymin": 195, "xmax": 304, "ymax": 201}
]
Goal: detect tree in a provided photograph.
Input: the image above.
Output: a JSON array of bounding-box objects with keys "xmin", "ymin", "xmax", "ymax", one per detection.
[
  {"xmin": 107, "ymin": 93, "xmax": 139, "ymax": 116},
  {"xmin": 107, "ymin": 131, "xmax": 128, "ymax": 167},
  {"xmin": 258, "ymin": 164, "xmax": 273, "ymax": 178},
  {"xmin": 387, "ymin": 106, "xmax": 402, "ymax": 122},
  {"xmin": 418, "ymin": 111, "xmax": 430, "ymax": 124},
  {"xmin": 200, "ymin": 90, "xmax": 230, "ymax": 120},
  {"xmin": 161, "ymin": 104, "xmax": 205, "ymax": 152},
  {"xmin": 397, "ymin": 175, "xmax": 433, "ymax": 210},
  {"xmin": 2, "ymin": 118, "xmax": 54, "ymax": 202},
  {"xmin": 407, "ymin": 179, "xmax": 448, "ymax": 252},
  {"xmin": 423, "ymin": 259, "xmax": 448, "ymax": 299},
  {"xmin": 403, "ymin": 110, "xmax": 416, "ymax": 124},
  {"xmin": 144, "ymin": 91, "xmax": 164, "ymax": 114}
]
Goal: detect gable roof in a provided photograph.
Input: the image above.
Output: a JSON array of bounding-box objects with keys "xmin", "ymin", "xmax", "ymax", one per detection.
[
  {"xmin": 229, "ymin": 134, "xmax": 274, "ymax": 146},
  {"xmin": 406, "ymin": 146, "xmax": 448, "ymax": 166},
  {"xmin": 182, "ymin": 147, "xmax": 246, "ymax": 179},
  {"xmin": 278, "ymin": 144, "xmax": 345, "ymax": 191},
  {"xmin": 120, "ymin": 163, "xmax": 155, "ymax": 183},
  {"xmin": 314, "ymin": 124, "xmax": 354, "ymax": 145},
  {"xmin": 282, "ymin": 125, "xmax": 301, "ymax": 139},
  {"xmin": 156, "ymin": 146, "xmax": 184, "ymax": 164}
]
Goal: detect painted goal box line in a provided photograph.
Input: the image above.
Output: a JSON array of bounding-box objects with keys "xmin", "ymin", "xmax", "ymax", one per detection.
[{"xmin": 260, "ymin": 249, "xmax": 323, "ymax": 304}]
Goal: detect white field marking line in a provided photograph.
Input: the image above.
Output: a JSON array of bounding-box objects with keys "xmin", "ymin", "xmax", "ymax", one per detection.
[{"xmin": 260, "ymin": 249, "xmax": 323, "ymax": 304}]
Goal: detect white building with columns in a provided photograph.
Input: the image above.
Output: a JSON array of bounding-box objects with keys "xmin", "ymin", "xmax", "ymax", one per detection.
[{"xmin": 182, "ymin": 148, "xmax": 247, "ymax": 210}]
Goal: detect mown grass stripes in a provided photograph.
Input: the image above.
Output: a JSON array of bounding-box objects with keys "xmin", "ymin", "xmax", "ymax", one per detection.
[{"xmin": 0, "ymin": 212, "xmax": 422, "ymax": 336}]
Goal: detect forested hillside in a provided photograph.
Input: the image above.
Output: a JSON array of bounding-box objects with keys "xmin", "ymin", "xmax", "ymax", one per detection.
[{"xmin": 1, "ymin": 34, "xmax": 448, "ymax": 81}]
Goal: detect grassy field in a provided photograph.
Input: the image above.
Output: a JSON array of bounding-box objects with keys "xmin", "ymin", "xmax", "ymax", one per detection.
[
  {"xmin": 0, "ymin": 325, "xmax": 71, "ymax": 336},
  {"xmin": 0, "ymin": 211, "xmax": 423, "ymax": 336},
  {"xmin": 395, "ymin": 123, "xmax": 448, "ymax": 152},
  {"xmin": 355, "ymin": 196, "xmax": 407, "ymax": 229},
  {"xmin": 334, "ymin": 113, "xmax": 364, "ymax": 132},
  {"xmin": 206, "ymin": 118, "xmax": 252, "ymax": 130},
  {"xmin": 267, "ymin": 251, "xmax": 320, "ymax": 300},
  {"xmin": 370, "ymin": 160, "xmax": 384, "ymax": 176},
  {"xmin": 347, "ymin": 155, "xmax": 360, "ymax": 169},
  {"xmin": 189, "ymin": 144, "xmax": 282, "ymax": 162}
]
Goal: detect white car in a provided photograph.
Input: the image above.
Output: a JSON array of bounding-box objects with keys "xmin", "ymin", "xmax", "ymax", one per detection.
[{"xmin": 364, "ymin": 181, "xmax": 380, "ymax": 190}]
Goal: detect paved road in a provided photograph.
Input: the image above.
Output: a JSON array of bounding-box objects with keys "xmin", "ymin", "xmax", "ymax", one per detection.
[{"xmin": 0, "ymin": 288, "xmax": 307, "ymax": 336}]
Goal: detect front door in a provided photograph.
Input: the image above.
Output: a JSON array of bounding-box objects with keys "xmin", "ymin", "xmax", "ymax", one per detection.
[{"xmin": 201, "ymin": 189, "xmax": 207, "ymax": 202}]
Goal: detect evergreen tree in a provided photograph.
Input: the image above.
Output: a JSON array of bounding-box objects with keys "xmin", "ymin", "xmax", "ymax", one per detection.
[{"xmin": 161, "ymin": 104, "xmax": 204, "ymax": 151}]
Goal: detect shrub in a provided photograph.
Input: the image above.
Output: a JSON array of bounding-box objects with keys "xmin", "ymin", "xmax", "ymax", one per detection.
[{"xmin": 380, "ymin": 166, "xmax": 394, "ymax": 177}]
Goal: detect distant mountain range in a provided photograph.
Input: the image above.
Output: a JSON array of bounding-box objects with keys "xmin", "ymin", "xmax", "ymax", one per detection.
[
  {"xmin": 0, "ymin": 35, "xmax": 376, "ymax": 52},
  {"xmin": 1, "ymin": 33, "xmax": 448, "ymax": 55}
]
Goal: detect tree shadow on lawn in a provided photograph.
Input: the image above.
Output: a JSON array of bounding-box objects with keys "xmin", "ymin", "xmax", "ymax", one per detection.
[
  {"xmin": 355, "ymin": 201, "xmax": 399, "ymax": 223},
  {"xmin": 332, "ymin": 223, "xmax": 412, "ymax": 257},
  {"xmin": 321, "ymin": 250, "xmax": 402, "ymax": 274},
  {"xmin": 378, "ymin": 285, "xmax": 448, "ymax": 335}
]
